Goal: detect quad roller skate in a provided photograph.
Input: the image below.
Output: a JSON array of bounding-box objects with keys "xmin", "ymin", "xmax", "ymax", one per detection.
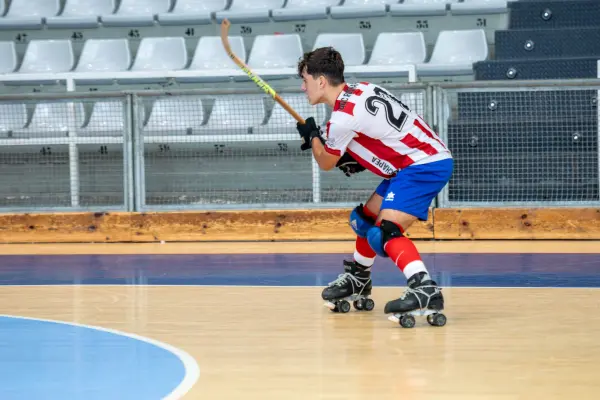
[
  {"xmin": 322, "ymin": 260, "xmax": 374, "ymax": 313},
  {"xmin": 384, "ymin": 272, "xmax": 447, "ymax": 328}
]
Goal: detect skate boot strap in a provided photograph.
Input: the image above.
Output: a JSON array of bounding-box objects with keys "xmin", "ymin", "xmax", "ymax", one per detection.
[
  {"xmin": 407, "ymin": 272, "xmax": 436, "ymax": 288},
  {"xmin": 342, "ymin": 260, "xmax": 371, "ymax": 276}
]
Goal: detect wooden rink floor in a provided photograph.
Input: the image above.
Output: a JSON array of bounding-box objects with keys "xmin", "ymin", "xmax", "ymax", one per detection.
[{"xmin": 0, "ymin": 240, "xmax": 600, "ymax": 399}]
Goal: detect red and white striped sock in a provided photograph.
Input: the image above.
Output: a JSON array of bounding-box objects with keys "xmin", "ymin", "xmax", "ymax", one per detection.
[{"xmin": 383, "ymin": 222, "xmax": 430, "ymax": 280}]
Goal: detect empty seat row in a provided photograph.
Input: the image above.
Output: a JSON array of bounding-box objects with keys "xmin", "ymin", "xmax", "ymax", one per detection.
[
  {"xmin": 0, "ymin": 95, "xmax": 321, "ymax": 138},
  {"xmin": 0, "ymin": 102, "xmax": 105, "ymax": 137},
  {"xmin": 0, "ymin": 0, "xmax": 509, "ymax": 29},
  {"xmin": 142, "ymin": 95, "xmax": 326, "ymax": 136},
  {"xmin": 0, "ymin": 91, "xmax": 421, "ymax": 138},
  {"xmin": 0, "ymin": 29, "xmax": 488, "ymax": 80}
]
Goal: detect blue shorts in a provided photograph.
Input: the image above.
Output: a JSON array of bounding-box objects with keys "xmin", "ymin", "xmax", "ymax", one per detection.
[{"xmin": 375, "ymin": 158, "xmax": 453, "ymax": 221}]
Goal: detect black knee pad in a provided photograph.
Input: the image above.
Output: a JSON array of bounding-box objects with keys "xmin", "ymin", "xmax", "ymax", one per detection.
[{"xmin": 380, "ymin": 220, "xmax": 404, "ymax": 246}]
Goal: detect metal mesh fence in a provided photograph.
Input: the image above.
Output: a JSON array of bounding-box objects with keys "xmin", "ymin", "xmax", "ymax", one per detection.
[
  {"xmin": 78, "ymin": 143, "xmax": 127, "ymax": 207},
  {"xmin": 0, "ymin": 145, "xmax": 71, "ymax": 207},
  {"xmin": 3, "ymin": 81, "xmax": 598, "ymax": 212},
  {"xmin": 138, "ymin": 93, "xmax": 313, "ymax": 207},
  {"xmin": 136, "ymin": 88, "xmax": 428, "ymax": 209},
  {"xmin": 439, "ymin": 86, "xmax": 599, "ymax": 206},
  {"xmin": 0, "ymin": 96, "xmax": 129, "ymax": 210}
]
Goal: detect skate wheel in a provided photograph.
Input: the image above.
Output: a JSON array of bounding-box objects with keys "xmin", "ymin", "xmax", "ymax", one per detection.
[
  {"xmin": 363, "ymin": 298, "xmax": 375, "ymax": 311},
  {"xmin": 339, "ymin": 300, "xmax": 351, "ymax": 313},
  {"xmin": 432, "ymin": 313, "xmax": 447, "ymax": 327},
  {"xmin": 353, "ymin": 299, "xmax": 363, "ymax": 311},
  {"xmin": 399, "ymin": 315, "xmax": 416, "ymax": 328}
]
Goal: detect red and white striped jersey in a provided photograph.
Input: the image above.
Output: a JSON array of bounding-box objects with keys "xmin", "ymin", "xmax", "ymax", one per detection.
[{"xmin": 323, "ymin": 82, "xmax": 451, "ymax": 178}]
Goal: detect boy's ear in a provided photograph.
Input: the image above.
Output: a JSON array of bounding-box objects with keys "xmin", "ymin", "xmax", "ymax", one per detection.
[{"xmin": 318, "ymin": 75, "xmax": 327, "ymax": 88}]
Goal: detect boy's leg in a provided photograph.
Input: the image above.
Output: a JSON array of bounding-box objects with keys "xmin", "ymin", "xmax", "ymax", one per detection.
[
  {"xmin": 320, "ymin": 180, "xmax": 388, "ymax": 312},
  {"xmin": 353, "ymin": 190, "xmax": 384, "ymax": 267},
  {"xmin": 366, "ymin": 159, "xmax": 453, "ymax": 326}
]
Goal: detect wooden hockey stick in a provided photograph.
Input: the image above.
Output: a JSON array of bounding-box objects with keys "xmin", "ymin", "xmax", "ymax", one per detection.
[{"xmin": 220, "ymin": 18, "xmax": 306, "ymax": 128}]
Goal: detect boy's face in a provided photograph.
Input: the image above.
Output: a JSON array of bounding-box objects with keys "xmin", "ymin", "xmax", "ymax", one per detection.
[{"xmin": 301, "ymin": 69, "xmax": 325, "ymax": 106}]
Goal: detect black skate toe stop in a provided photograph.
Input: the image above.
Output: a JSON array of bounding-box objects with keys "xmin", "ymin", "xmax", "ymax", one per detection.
[
  {"xmin": 321, "ymin": 288, "xmax": 334, "ymax": 300},
  {"xmin": 384, "ymin": 300, "xmax": 395, "ymax": 314}
]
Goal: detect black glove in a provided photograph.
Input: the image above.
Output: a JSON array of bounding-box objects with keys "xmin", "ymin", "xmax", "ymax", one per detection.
[
  {"xmin": 296, "ymin": 117, "xmax": 324, "ymax": 151},
  {"xmin": 336, "ymin": 152, "xmax": 366, "ymax": 177}
]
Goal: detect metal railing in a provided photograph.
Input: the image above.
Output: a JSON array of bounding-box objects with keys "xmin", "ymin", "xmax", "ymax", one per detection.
[{"xmin": 0, "ymin": 63, "xmax": 418, "ymax": 91}]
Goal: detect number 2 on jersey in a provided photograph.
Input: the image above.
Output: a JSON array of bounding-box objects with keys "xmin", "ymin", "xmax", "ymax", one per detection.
[{"xmin": 364, "ymin": 87, "xmax": 410, "ymax": 132}]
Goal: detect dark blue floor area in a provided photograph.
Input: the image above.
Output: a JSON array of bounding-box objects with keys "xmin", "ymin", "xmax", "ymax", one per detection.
[{"xmin": 0, "ymin": 253, "xmax": 599, "ymax": 288}]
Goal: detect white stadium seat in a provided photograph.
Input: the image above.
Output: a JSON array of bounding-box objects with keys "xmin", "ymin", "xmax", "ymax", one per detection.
[
  {"xmin": 12, "ymin": 103, "xmax": 84, "ymax": 138},
  {"xmin": 190, "ymin": 36, "xmax": 246, "ymax": 70},
  {"xmin": 75, "ymin": 39, "xmax": 132, "ymax": 73},
  {"xmin": 186, "ymin": 36, "xmax": 246, "ymax": 81},
  {"xmin": 390, "ymin": 0, "xmax": 454, "ymax": 17},
  {"xmin": 330, "ymin": 0, "xmax": 396, "ymax": 19},
  {"xmin": 450, "ymin": 0, "xmax": 508, "ymax": 15},
  {"xmin": 215, "ymin": 0, "xmax": 285, "ymax": 23},
  {"xmin": 243, "ymin": 34, "xmax": 304, "ymax": 80},
  {"xmin": 254, "ymin": 94, "xmax": 326, "ymax": 136},
  {"xmin": 248, "ymin": 34, "xmax": 303, "ymax": 69},
  {"xmin": 346, "ymin": 32, "xmax": 426, "ymax": 78},
  {"xmin": 144, "ymin": 97, "xmax": 205, "ymax": 136},
  {"xmin": 272, "ymin": 0, "xmax": 341, "ymax": 22},
  {"xmin": 72, "ymin": 39, "xmax": 131, "ymax": 84},
  {"xmin": 0, "ymin": 42, "xmax": 17, "ymax": 74},
  {"xmin": 46, "ymin": 0, "xmax": 115, "ymax": 29},
  {"xmin": 196, "ymin": 95, "xmax": 266, "ymax": 136},
  {"xmin": 417, "ymin": 29, "xmax": 488, "ymax": 76},
  {"xmin": 19, "ymin": 40, "xmax": 74, "ymax": 74},
  {"xmin": 368, "ymin": 32, "xmax": 427, "ymax": 65},
  {"xmin": 130, "ymin": 37, "xmax": 188, "ymax": 72},
  {"xmin": 158, "ymin": 0, "xmax": 227, "ymax": 25},
  {"xmin": 0, "ymin": 104, "xmax": 27, "ymax": 138},
  {"xmin": 102, "ymin": 0, "xmax": 170, "ymax": 26},
  {"xmin": 313, "ymin": 34, "xmax": 366, "ymax": 66},
  {"xmin": 78, "ymin": 101, "xmax": 125, "ymax": 137},
  {"xmin": 0, "ymin": 0, "xmax": 59, "ymax": 29}
]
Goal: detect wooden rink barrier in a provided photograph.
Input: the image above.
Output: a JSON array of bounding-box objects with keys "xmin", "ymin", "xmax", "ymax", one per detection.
[
  {"xmin": 0, "ymin": 207, "xmax": 599, "ymax": 243},
  {"xmin": 0, "ymin": 209, "xmax": 430, "ymax": 243},
  {"xmin": 434, "ymin": 207, "xmax": 600, "ymax": 239}
]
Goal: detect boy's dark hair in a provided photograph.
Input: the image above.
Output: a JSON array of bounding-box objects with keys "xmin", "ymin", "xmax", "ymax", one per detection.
[{"xmin": 297, "ymin": 47, "xmax": 345, "ymax": 86}]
